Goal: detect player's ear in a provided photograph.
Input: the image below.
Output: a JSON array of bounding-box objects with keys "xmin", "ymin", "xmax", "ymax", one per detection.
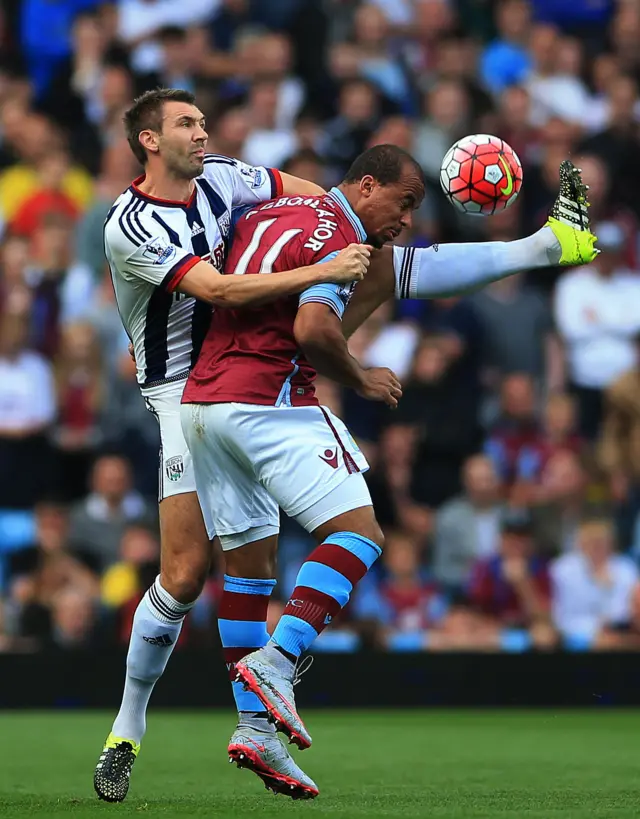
[
  {"xmin": 139, "ymin": 129, "xmax": 160, "ymax": 156},
  {"xmin": 359, "ymin": 175, "xmax": 375, "ymax": 198}
]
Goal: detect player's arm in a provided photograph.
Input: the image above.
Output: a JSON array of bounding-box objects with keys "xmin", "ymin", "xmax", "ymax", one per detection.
[
  {"xmin": 293, "ymin": 281, "xmax": 402, "ymax": 408},
  {"xmin": 105, "ymin": 207, "xmax": 369, "ymax": 309},
  {"xmin": 279, "ymin": 172, "xmax": 325, "ymax": 197},
  {"xmin": 209, "ymin": 156, "xmax": 324, "ymax": 209},
  {"xmin": 176, "ymin": 244, "xmax": 369, "ymax": 307}
]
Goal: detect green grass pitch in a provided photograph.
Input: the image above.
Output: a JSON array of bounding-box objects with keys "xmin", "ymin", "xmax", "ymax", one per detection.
[{"xmin": 0, "ymin": 710, "xmax": 638, "ymax": 817}]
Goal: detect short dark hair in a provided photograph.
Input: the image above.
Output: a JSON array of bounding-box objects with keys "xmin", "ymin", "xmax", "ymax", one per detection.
[
  {"xmin": 123, "ymin": 88, "xmax": 197, "ymax": 165},
  {"xmin": 343, "ymin": 144, "xmax": 424, "ymax": 186}
]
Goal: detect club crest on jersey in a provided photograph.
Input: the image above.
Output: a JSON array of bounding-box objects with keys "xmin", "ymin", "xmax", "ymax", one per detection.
[
  {"xmin": 165, "ymin": 455, "xmax": 184, "ymax": 482},
  {"xmin": 143, "ymin": 238, "xmax": 177, "ymax": 265},
  {"xmin": 240, "ymin": 166, "xmax": 263, "ymax": 189}
]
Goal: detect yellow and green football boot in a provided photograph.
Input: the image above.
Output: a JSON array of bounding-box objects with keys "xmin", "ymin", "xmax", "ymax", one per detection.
[{"xmin": 545, "ymin": 159, "xmax": 598, "ymax": 266}]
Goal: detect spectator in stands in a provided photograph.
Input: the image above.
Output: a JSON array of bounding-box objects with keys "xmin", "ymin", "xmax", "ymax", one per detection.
[
  {"xmin": 572, "ymin": 154, "xmax": 638, "ymax": 269},
  {"xmin": 117, "ymin": 0, "xmax": 220, "ymax": 75},
  {"xmin": 532, "ymin": 449, "xmax": 592, "ymax": 555},
  {"xmin": 484, "ymin": 373, "xmax": 543, "ymax": 485},
  {"xmin": 68, "ymin": 454, "xmax": 156, "ymax": 571},
  {"xmin": 496, "ymin": 85, "xmax": 541, "ymax": 167},
  {"xmin": 353, "ymin": 530, "xmax": 446, "ymax": 650},
  {"xmin": 39, "ymin": 10, "xmax": 111, "ymax": 136},
  {"xmin": 253, "ymin": 33, "xmax": 306, "ymax": 132},
  {"xmin": 413, "ymin": 80, "xmax": 471, "ymax": 180},
  {"xmin": 351, "ymin": 3, "xmax": 412, "ymax": 110},
  {"xmin": 321, "ymin": 79, "xmax": 381, "ymax": 179},
  {"xmin": 468, "ymin": 507, "xmax": 550, "ymax": 630},
  {"xmin": 550, "ymin": 518, "xmax": 638, "ymax": 649},
  {"xmin": 138, "ymin": 26, "xmax": 197, "ymax": 95},
  {"xmin": 209, "ymin": 106, "xmax": 250, "ymax": 159},
  {"xmin": 9, "ymin": 150, "xmax": 80, "ymax": 238},
  {"xmin": 0, "ymin": 114, "xmax": 93, "ymax": 226},
  {"xmin": 75, "ymin": 138, "xmax": 140, "ymax": 279},
  {"xmin": 581, "ymin": 75, "xmax": 640, "ymax": 219},
  {"xmin": 101, "ymin": 524, "xmax": 159, "ymax": 609},
  {"xmin": 554, "ymin": 222, "xmax": 640, "ymax": 440},
  {"xmin": 243, "ymin": 79, "xmax": 298, "ymax": 169},
  {"xmin": 480, "ymin": 0, "xmax": 533, "ymax": 95},
  {"xmin": 49, "ymin": 587, "xmax": 100, "ymax": 648},
  {"xmin": 0, "ymin": 302, "xmax": 56, "ymax": 513},
  {"xmin": 433, "ymin": 455, "xmax": 503, "ymax": 592},
  {"xmin": 0, "ymin": 234, "xmax": 30, "ymax": 312},
  {"xmin": 396, "ymin": 334, "xmax": 482, "ymax": 509},
  {"xmin": 526, "ymin": 24, "xmax": 590, "ymax": 127},
  {"xmin": 5, "ymin": 499, "xmax": 99, "ymax": 644},
  {"xmin": 470, "ymin": 266, "xmax": 557, "ymax": 392},
  {"xmin": 599, "ymin": 332, "xmax": 640, "ymax": 547},
  {"xmin": 19, "ymin": 0, "xmax": 102, "ymax": 99},
  {"xmin": 52, "ymin": 322, "xmax": 105, "ymax": 501},
  {"xmin": 25, "ymin": 213, "xmax": 95, "ymax": 358},
  {"xmin": 281, "ymin": 150, "xmax": 327, "ymax": 190}
]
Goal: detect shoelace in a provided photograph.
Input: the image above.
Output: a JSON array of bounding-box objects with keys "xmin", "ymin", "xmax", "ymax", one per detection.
[{"xmin": 293, "ymin": 655, "xmax": 314, "ymax": 687}]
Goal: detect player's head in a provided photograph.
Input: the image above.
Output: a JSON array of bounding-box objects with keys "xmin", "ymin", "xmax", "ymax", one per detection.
[
  {"xmin": 340, "ymin": 144, "xmax": 425, "ymax": 248},
  {"xmin": 123, "ymin": 88, "xmax": 207, "ymax": 178}
]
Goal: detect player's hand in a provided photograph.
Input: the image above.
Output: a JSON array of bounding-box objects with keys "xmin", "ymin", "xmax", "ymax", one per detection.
[
  {"xmin": 128, "ymin": 343, "xmax": 136, "ymax": 364},
  {"xmin": 357, "ymin": 367, "xmax": 402, "ymax": 408},
  {"xmin": 324, "ymin": 243, "xmax": 372, "ymax": 284}
]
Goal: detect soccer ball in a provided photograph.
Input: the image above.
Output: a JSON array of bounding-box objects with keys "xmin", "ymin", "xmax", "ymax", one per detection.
[{"xmin": 440, "ymin": 134, "xmax": 523, "ymax": 216}]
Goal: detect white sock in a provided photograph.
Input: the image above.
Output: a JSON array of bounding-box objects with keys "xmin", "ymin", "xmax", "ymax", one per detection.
[
  {"xmin": 111, "ymin": 577, "xmax": 194, "ymax": 744},
  {"xmin": 394, "ymin": 227, "xmax": 562, "ymax": 300}
]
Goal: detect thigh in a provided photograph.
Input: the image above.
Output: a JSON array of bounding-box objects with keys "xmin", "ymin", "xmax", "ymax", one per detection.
[
  {"xmin": 245, "ymin": 404, "xmax": 370, "ymax": 520},
  {"xmin": 180, "ymin": 402, "xmax": 279, "ymax": 543},
  {"xmin": 295, "ymin": 471, "xmax": 374, "ymax": 536},
  {"xmin": 144, "ymin": 384, "xmax": 197, "ymax": 503}
]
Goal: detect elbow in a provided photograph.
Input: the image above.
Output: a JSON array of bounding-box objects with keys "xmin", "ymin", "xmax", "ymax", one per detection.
[{"xmin": 294, "ymin": 322, "xmax": 333, "ymax": 358}]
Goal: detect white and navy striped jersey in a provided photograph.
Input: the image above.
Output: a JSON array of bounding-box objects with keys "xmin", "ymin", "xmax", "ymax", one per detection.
[{"xmin": 104, "ymin": 155, "xmax": 282, "ymax": 391}]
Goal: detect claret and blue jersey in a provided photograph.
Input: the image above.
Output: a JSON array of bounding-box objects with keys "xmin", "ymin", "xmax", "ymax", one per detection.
[{"xmin": 182, "ymin": 187, "xmax": 367, "ymax": 408}]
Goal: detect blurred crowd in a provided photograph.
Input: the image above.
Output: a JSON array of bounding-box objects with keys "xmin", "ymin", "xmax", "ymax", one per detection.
[{"xmin": 2, "ymin": 0, "xmax": 640, "ymax": 655}]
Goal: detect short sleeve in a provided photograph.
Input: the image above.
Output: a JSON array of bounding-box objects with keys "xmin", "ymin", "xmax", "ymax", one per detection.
[
  {"xmin": 105, "ymin": 208, "xmax": 199, "ymax": 292},
  {"xmin": 201, "ymin": 154, "xmax": 282, "ymax": 210},
  {"xmin": 298, "ymin": 250, "xmax": 355, "ymax": 320}
]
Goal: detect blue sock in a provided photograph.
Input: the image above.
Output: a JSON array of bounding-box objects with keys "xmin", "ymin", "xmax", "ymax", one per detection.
[
  {"xmin": 272, "ymin": 532, "xmax": 381, "ymax": 658},
  {"xmin": 219, "ymin": 575, "xmax": 276, "ymax": 713}
]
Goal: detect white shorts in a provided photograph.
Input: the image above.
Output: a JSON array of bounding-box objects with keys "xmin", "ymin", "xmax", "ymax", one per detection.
[
  {"xmin": 143, "ymin": 381, "xmax": 215, "ymax": 538},
  {"xmin": 180, "ymin": 402, "xmax": 372, "ymax": 550}
]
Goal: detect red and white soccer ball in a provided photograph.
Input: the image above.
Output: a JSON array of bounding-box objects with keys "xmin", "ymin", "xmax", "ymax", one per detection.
[{"xmin": 440, "ymin": 134, "xmax": 523, "ymax": 216}]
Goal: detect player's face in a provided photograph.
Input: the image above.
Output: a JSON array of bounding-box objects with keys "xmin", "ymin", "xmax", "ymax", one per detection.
[
  {"xmin": 357, "ymin": 166, "xmax": 425, "ymax": 248},
  {"xmin": 156, "ymin": 102, "xmax": 208, "ymax": 179}
]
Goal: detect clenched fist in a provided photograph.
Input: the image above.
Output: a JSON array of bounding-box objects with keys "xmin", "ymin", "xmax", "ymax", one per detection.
[{"xmin": 324, "ymin": 243, "xmax": 372, "ymax": 284}]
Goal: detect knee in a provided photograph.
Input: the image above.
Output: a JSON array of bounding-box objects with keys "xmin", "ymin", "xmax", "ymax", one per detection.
[
  {"xmin": 160, "ymin": 564, "xmax": 207, "ymax": 605},
  {"xmin": 224, "ymin": 547, "xmax": 277, "ymax": 580},
  {"xmin": 364, "ymin": 522, "xmax": 385, "ymax": 552}
]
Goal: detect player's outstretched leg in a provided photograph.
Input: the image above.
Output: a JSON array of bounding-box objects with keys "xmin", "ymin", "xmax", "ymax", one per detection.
[{"xmin": 236, "ymin": 509, "xmax": 382, "ymax": 750}]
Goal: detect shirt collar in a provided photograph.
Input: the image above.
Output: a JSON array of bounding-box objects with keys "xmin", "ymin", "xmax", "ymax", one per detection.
[{"xmin": 327, "ymin": 187, "xmax": 367, "ymax": 242}]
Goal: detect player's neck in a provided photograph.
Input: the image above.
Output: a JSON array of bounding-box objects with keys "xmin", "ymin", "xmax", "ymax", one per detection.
[
  {"xmin": 136, "ymin": 165, "xmax": 195, "ymax": 204},
  {"xmin": 336, "ymin": 182, "xmax": 358, "ymax": 211}
]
